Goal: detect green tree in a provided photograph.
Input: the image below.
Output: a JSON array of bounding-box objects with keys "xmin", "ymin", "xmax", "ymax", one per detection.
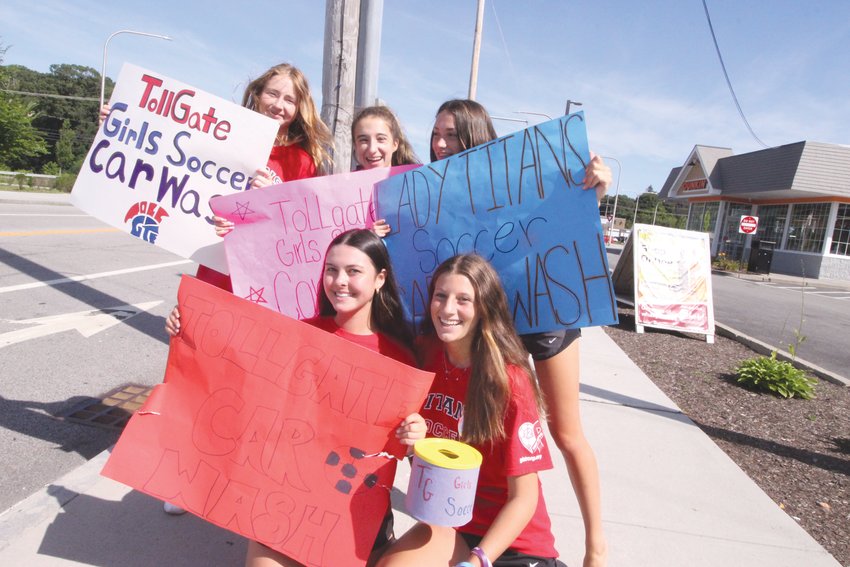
[
  {"xmin": 0, "ymin": 42, "xmax": 48, "ymax": 169},
  {"xmin": 55, "ymin": 118, "xmax": 75, "ymax": 172},
  {"xmin": 1, "ymin": 62, "xmax": 108, "ymax": 173},
  {"xmin": 0, "ymin": 97, "xmax": 48, "ymax": 169}
]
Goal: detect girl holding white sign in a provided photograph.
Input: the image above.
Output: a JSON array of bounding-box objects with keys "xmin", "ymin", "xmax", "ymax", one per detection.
[
  {"xmin": 240, "ymin": 62, "xmax": 332, "ymax": 186},
  {"xmin": 377, "ymin": 254, "xmax": 563, "ymax": 567},
  {"xmin": 165, "ymin": 229, "xmax": 426, "ymax": 566},
  {"xmin": 208, "ymin": 62, "xmax": 333, "ymax": 243},
  {"xmin": 427, "ymin": 99, "xmax": 611, "ymax": 567}
]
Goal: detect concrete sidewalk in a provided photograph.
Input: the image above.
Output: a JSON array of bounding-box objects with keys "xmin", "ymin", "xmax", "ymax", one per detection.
[{"xmin": 0, "ymin": 328, "xmax": 841, "ymax": 566}]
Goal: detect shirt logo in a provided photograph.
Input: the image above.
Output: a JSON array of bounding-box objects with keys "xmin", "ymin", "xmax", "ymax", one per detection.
[{"xmin": 518, "ymin": 420, "xmax": 545, "ymax": 454}]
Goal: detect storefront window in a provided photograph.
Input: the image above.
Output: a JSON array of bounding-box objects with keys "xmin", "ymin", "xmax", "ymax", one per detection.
[
  {"xmin": 785, "ymin": 203, "xmax": 830, "ymax": 253},
  {"xmin": 686, "ymin": 202, "xmax": 719, "ymax": 233},
  {"xmin": 755, "ymin": 204, "xmax": 788, "ymax": 248},
  {"xmin": 830, "ymin": 204, "xmax": 850, "ymax": 256},
  {"xmin": 718, "ymin": 203, "xmax": 753, "ymax": 260}
]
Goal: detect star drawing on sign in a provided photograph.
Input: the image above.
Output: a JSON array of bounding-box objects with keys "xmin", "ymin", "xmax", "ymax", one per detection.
[
  {"xmin": 233, "ymin": 201, "xmax": 255, "ymax": 221},
  {"xmin": 245, "ymin": 286, "xmax": 268, "ymax": 304}
]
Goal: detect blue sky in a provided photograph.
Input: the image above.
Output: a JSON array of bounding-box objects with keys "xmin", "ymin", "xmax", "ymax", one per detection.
[{"xmin": 3, "ymin": 0, "xmax": 849, "ymax": 197}]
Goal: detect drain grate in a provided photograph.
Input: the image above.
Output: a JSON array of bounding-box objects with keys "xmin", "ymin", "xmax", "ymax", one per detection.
[{"xmin": 59, "ymin": 384, "xmax": 153, "ymax": 431}]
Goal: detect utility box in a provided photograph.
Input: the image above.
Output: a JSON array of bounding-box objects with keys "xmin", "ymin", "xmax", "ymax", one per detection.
[{"xmin": 747, "ymin": 239, "xmax": 775, "ymax": 274}]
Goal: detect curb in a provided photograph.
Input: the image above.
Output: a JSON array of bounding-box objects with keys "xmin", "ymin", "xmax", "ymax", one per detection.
[
  {"xmin": 714, "ymin": 322, "xmax": 850, "ymax": 387},
  {"xmin": 614, "ymin": 297, "xmax": 849, "ymax": 388}
]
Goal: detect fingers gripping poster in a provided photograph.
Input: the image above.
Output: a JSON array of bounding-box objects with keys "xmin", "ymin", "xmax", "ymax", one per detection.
[
  {"xmin": 375, "ymin": 113, "xmax": 617, "ymax": 334},
  {"xmin": 210, "ymin": 166, "xmax": 415, "ymax": 319},
  {"xmin": 71, "ymin": 63, "xmax": 278, "ymax": 273},
  {"xmin": 101, "ymin": 276, "xmax": 435, "ymax": 566}
]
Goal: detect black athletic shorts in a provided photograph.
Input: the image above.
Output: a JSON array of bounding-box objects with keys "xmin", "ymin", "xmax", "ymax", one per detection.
[
  {"xmin": 459, "ymin": 532, "xmax": 567, "ymax": 567},
  {"xmin": 520, "ymin": 328, "xmax": 581, "ymax": 361}
]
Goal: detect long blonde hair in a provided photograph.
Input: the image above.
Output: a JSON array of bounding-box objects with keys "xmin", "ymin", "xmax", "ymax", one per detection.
[
  {"xmin": 423, "ymin": 254, "xmax": 543, "ymax": 444},
  {"xmin": 242, "ymin": 63, "xmax": 333, "ymax": 171}
]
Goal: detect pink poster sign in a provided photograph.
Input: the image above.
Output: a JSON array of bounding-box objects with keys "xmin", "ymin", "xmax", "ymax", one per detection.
[{"xmin": 210, "ymin": 166, "xmax": 415, "ymax": 319}]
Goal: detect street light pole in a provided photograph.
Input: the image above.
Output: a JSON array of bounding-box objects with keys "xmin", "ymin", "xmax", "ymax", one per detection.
[
  {"xmin": 600, "ymin": 156, "xmax": 621, "ymax": 243},
  {"xmin": 100, "ymin": 30, "xmax": 172, "ymax": 109},
  {"xmin": 515, "ymin": 110, "xmax": 553, "ymax": 122},
  {"xmin": 632, "ymin": 193, "xmax": 642, "ymax": 228},
  {"xmin": 565, "ymin": 99, "xmax": 583, "ymax": 115},
  {"xmin": 652, "ymin": 202, "xmax": 661, "ymax": 225}
]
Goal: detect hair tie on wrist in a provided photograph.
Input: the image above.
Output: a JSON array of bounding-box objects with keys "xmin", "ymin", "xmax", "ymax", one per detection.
[
  {"xmin": 454, "ymin": 562, "xmax": 474, "ymax": 567},
  {"xmin": 472, "ymin": 546, "xmax": 492, "ymax": 567}
]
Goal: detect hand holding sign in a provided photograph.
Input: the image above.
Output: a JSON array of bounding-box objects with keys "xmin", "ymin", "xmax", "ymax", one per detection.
[{"xmin": 72, "ymin": 63, "xmax": 278, "ymax": 273}]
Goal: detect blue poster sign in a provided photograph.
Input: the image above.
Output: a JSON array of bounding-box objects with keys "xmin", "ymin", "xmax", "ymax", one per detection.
[{"xmin": 375, "ymin": 113, "xmax": 617, "ymax": 334}]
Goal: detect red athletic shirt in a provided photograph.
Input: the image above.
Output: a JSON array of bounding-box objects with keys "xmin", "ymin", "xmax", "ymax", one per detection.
[
  {"xmin": 195, "ymin": 144, "xmax": 317, "ymax": 290},
  {"xmin": 418, "ymin": 339, "xmax": 558, "ymax": 558},
  {"xmin": 266, "ymin": 143, "xmax": 316, "ymax": 183},
  {"xmin": 304, "ymin": 316, "xmax": 415, "ymax": 366}
]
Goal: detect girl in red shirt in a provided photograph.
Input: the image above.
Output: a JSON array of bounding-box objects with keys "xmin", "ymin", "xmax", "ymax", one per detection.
[
  {"xmin": 377, "ymin": 254, "xmax": 563, "ymax": 567},
  {"xmin": 167, "ymin": 229, "xmax": 426, "ymax": 566},
  {"xmin": 428, "ymin": 100, "xmax": 610, "ymax": 567}
]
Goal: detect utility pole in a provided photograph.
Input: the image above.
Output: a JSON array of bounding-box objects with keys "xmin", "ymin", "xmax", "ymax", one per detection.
[
  {"xmin": 355, "ymin": 0, "xmax": 383, "ymax": 111},
  {"xmin": 468, "ymin": 0, "xmax": 486, "ymax": 100},
  {"xmin": 322, "ymin": 0, "xmax": 360, "ymax": 173}
]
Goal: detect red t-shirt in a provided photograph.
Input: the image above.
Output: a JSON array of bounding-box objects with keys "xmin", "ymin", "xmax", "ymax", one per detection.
[
  {"xmin": 195, "ymin": 144, "xmax": 317, "ymax": 290},
  {"xmin": 266, "ymin": 143, "xmax": 316, "ymax": 183},
  {"xmin": 304, "ymin": 316, "xmax": 415, "ymax": 366},
  {"xmin": 419, "ymin": 340, "xmax": 557, "ymax": 558}
]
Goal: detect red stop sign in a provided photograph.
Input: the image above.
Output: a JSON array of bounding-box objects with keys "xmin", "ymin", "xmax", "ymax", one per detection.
[{"xmin": 739, "ymin": 215, "xmax": 758, "ymax": 234}]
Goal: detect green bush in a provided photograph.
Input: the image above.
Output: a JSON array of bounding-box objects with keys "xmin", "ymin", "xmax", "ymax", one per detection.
[
  {"xmin": 55, "ymin": 173, "xmax": 77, "ymax": 193},
  {"xmin": 711, "ymin": 252, "xmax": 740, "ymax": 272},
  {"xmin": 42, "ymin": 162, "xmax": 61, "ymax": 176},
  {"xmin": 735, "ymin": 351, "xmax": 817, "ymax": 399}
]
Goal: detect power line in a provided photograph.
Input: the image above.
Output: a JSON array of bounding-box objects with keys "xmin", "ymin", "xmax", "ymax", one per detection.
[
  {"xmin": 1, "ymin": 89, "xmax": 99, "ymax": 102},
  {"xmin": 702, "ymin": 0, "xmax": 768, "ymax": 148},
  {"xmin": 490, "ymin": 0, "xmax": 518, "ymax": 84}
]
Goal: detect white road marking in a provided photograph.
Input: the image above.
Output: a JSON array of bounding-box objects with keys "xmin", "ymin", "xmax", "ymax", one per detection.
[
  {"xmin": 0, "ymin": 260, "xmax": 192, "ymax": 294},
  {"xmin": 1, "ymin": 301, "xmax": 161, "ymax": 348}
]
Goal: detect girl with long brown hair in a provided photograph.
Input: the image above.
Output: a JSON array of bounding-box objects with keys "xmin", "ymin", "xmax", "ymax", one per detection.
[{"xmin": 378, "ymin": 254, "xmax": 563, "ymax": 567}]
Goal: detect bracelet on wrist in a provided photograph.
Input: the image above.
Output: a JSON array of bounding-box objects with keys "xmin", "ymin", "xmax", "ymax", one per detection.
[
  {"xmin": 471, "ymin": 546, "xmax": 492, "ymax": 567},
  {"xmin": 453, "ymin": 562, "xmax": 474, "ymax": 567}
]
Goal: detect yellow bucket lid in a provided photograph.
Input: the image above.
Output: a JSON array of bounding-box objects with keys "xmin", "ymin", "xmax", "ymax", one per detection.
[{"xmin": 413, "ymin": 438, "xmax": 483, "ymax": 470}]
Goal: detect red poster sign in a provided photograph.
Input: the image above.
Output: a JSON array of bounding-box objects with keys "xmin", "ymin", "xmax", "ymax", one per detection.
[
  {"xmin": 101, "ymin": 275, "xmax": 434, "ymax": 566},
  {"xmin": 739, "ymin": 215, "xmax": 758, "ymax": 234}
]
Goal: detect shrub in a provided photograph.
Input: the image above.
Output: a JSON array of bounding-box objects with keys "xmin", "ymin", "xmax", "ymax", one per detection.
[
  {"xmin": 55, "ymin": 173, "xmax": 77, "ymax": 193},
  {"xmin": 735, "ymin": 351, "xmax": 817, "ymax": 399},
  {"xmin": 42, "ymin": 162, "xmax": 61, "ymax": 176},
  {"xmin": 712, "ymin": 252, "xmax": 740, "ymax": 272}
]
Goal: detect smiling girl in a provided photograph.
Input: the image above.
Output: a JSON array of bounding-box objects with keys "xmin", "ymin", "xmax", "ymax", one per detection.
[
  {"xmin": 377, "ymin": 254, "xmax": 563, "ymax": 567},
  {"xmin": 426, "ymin": 99, "xmax": 610, "ymax": 567},
  {"xmin": 351, "ymin": 106, "xmax": 419, "ymax": 170},
  {"xmin": 240, "ymin": 63, "xmax": 332, "ymax": 187},
  {"xmin": 167, "ymin": 229, "xmax": 426, "ymax": 567}
]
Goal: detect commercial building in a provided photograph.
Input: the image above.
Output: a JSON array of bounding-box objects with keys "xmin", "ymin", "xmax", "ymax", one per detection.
[{"xmin": 658, "ymin": 141, "xmax": 850, "ymax": 280}]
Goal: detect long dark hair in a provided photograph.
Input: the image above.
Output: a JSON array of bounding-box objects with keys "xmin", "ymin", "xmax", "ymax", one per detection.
[
  {"xmin": 422, "ymin": 254, "xmax": 541, "ymax": 444},
  {"xmin": 429, "ymin": 99, "xmax": 498, "ymax": 162},
  {"xmin": 316, "ymin": 229, "xmax": 413, "ymax": 352}
]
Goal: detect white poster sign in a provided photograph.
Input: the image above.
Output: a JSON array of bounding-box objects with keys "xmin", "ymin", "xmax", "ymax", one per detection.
[{"xmin": 71, "ymin": 63, "xmax": 278, "ymax": 272}]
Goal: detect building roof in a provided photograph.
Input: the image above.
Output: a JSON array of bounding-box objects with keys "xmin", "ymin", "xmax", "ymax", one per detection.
[
  {"xmin": 663, "ymin": 141, "xmax": 850, "ymax": 201},
  {"xmin": 658, "ymin": 167, "xmax": 681, "ymax": 198}
]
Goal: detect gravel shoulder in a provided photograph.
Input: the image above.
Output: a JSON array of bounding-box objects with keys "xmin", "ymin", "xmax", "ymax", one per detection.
[{"xmin": 603, "ymin": 306, "xmax": 850, "ymax": 567}]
